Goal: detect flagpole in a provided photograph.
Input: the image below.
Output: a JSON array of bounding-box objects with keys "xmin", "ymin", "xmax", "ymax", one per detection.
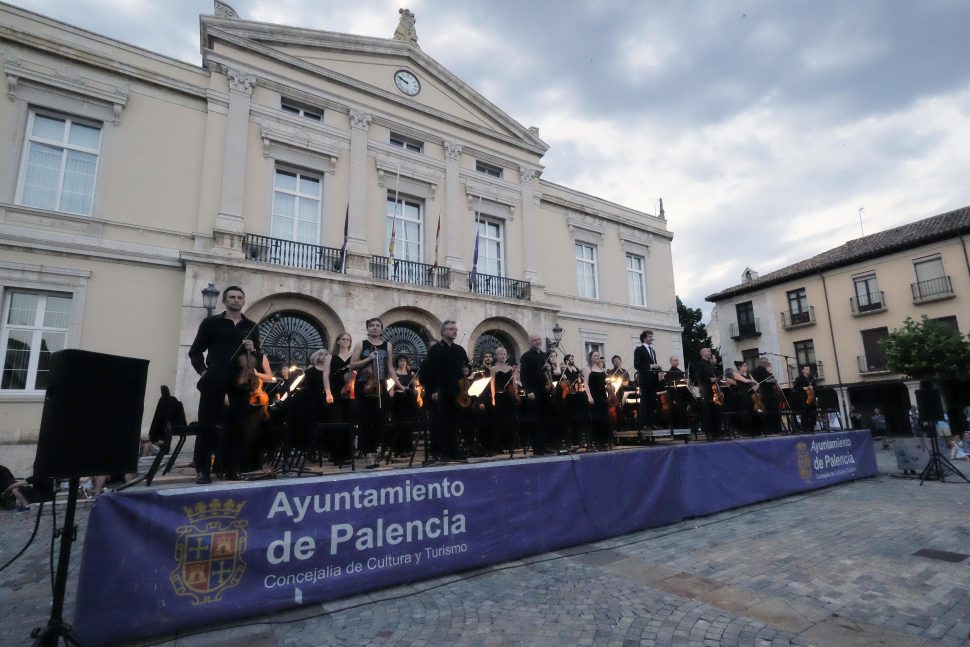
[{"xmin": 389, "ymin": 161, "xmax": 401, "ymax": 261}]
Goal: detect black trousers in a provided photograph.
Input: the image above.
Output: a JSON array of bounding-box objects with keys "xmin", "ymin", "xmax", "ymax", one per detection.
[
  {"xmin": 195, "ymin": 383, "xmax": 249, "ymax": 477},
  {"xmin": 639, "ymin": 382, "xmax": 657, "ymax": 428}
]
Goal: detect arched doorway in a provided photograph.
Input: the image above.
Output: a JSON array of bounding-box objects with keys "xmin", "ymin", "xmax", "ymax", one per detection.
[
  {"xmin": 258, "ymin": 311, "xmax": 327, "ymax": 371},
  {"xmin": 472, "ymin": 329, "xmax": 518, "ymax": 365},
  {"xmin": 383, "ymin": 321, "xmax": 432, "ymax": 367}
]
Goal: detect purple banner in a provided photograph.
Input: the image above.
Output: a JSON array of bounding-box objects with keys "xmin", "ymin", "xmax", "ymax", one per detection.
[{"xmin": 72, "ymin": 432, "xmax": 875, "ymax": 645}]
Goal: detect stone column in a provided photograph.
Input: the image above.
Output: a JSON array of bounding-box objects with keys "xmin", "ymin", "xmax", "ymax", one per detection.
[
  {"xmin": 443, "ymin": 141, "xmax": 464, "ymax": 269},
  {"xmin": 834, "ymin": 386, "xmax": 851, "ymax": 429},
  {"xmin": 347, "ymin": 110, "xmax": 372, "ymax": 257},
  {"xmin": 215, "ymin": 69, "xmax": 256, "ymax": 236},
  {"xmin": 519, "ymin": 166, "xmax": 539, "ymax": 283}
]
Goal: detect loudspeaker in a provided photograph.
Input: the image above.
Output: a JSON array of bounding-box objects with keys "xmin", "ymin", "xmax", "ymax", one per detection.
[
  {"xmin": 915, "ymin": 386, "xmax": 945, "ymax": 424},
  {"xmin": 34, "ymin": 349, "xmax": 149, "ymax": 478}
]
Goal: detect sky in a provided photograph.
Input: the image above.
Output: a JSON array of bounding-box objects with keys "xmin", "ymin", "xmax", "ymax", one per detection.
[{"xmin": 10, "ymin": 0, "xmax": 970, "ymax": 319}]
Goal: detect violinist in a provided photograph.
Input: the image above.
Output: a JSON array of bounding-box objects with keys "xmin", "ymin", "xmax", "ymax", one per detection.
[
  {"xmin": 662, "ymin": 356, "xmax": 689, "ymax": 429},
  {"xmin": 323, "ymin": 332, "xmax": 354, "ymax": 465},
  {"xmin": 691, "ymin": 347, "xmax": 721, "ymax": 440},
  {"xmin": 421, "ymin": 320, "xmax": 468, "ymax": 461},
  {"xmin": 489, "ymin": 346, "xmax": 519, "ymax": 455},
  {"xmin": 390, "ymin": 355, "xmax": 419, "ymax": 456},
  {"xmin": 561, "ymin": 353, "xmax": 585, "ymax": 448},
  {"xmin": 480, "ymin": 350, "xmax": 495, "ymax": 377},
  {"xmin": 792, "ymin": 365, "xmax": 817, "ymax": 433},
  {"xmin": 728, "ymin": 361, "xmax": 758, "ymax": 436},
  {"xmin": 583, "ymin": 351, "xmax": 610, "ymax": 450},
  {"xmin": 188, "ymin": 285, "xmax": 260, "ymax": 484},
  {"xmin": 286, "ymin": 350, "xmax": 327, "ymax": 462},
  {"xmin": 750, "ymin": 357, "xmax": 782, "ymax": 434},
  {"xmin": 520, "ymin": 334, "xmax": 552, "ymax": 455},
  {"xmin": 350, "ymin": 318, "xmax": 402, "ymax": 469}
]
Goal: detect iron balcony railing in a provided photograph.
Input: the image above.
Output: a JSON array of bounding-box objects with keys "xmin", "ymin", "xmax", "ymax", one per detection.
[
  {"xmin": 857, "ymin": 354, "xmax": 888, "ymax": 374},
  {"xmin": 729, "ymin": 318, "xmax": 761, "ymax": 340},
  {"xmin": 788, "ymin": 360, "xmax": 825, "ymax": 383},
  {"xmin": 911, "ymin": 276, "xmax": 953, "ymax": 302},
  {"xmin": 470, "ymin": 272, "xmax": 531, "ymax": 300},
  {"xmin": 243, "ymin": 234, "xmax": 344, "ymax": 273},
  {"xmin": 370, "ymin": 256, "xmax": 450, "ymax": 288},
  {"xmin": 781, "ymin": 306, "xmax": 815, "ymax": 328},
  {"xmin": 850, "ymin": 291, "xmax": 886, "ymax": 314}
]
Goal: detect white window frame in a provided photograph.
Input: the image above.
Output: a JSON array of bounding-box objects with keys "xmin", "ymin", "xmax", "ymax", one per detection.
[
  {"xmin": 626, "ymin": 253, "xmax": 646, "ymax": 306},
  {"xmin": 386, "ymin": 193, "xmax": 424, "ymax": 262},
  {"xmin": 271, "ymin": 167, "xmax": 322, "ymax": 245},
  {"xmin": 281, "ymin": 99, "xmax": 322, "ymax": 122},
  {"xmin": 584, "ymin": 342, "xmax": 604, "ymax": 365},
  {"xmin": 389, "ymin": 132, "xmax": 423, "ymax": 154},
  {"xmin": 575, "ymin": 242, "xmax": 599, "ymax": 299},
  {"xmin": 16, "ymin": 109, "xmax": 102, "ymax": 216},
  {"xmin": 475, "ymin": 215, "xmax": 504, "ymax": 277},
  {"xmin": 475, "ymin": 160, "xmax": 503, "ymax": 178},
  {"xmin": 0, "ymin": 290, "xmax": 72, "ymax": 392}
]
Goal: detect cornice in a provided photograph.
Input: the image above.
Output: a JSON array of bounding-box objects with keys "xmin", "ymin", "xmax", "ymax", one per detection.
[
  {"xmin": 541, "ymin": 193, "xmax": 673, "ymax": 241},
  {"xmin": 462, "ymin": 175, "xmax": 520, "ymax": 210},
  {"xmin": 5, "ymin": 59, "xmax": 129, "ymax": 122}
]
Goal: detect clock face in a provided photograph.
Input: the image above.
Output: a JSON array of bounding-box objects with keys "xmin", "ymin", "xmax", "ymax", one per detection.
[{"xmin": 394, "ymin": 70, "xmax": 421, "ymax": 96}]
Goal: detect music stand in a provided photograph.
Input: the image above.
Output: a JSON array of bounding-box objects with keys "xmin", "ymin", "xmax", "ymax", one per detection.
[{"xmin": 918, "ymin": 422, "xmax": 970, "ymax": 485}]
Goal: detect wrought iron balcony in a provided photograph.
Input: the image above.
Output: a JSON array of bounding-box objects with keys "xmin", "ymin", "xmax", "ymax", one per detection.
[
  {"xmin": 850, "ymin": 291, "xmax": 886, "ymax": 315},
  {"xmin": 243, "ymin": 234, "xmax": 344, "ymax": 273},
  {"xmin": 470, "ymin": 272, "xmax": 531, "ymax": 300},
  {"xmin": 729, "ymin": 318, "xmax": 761, "ymax": 341},
  {"xmin": 911, "ymin": 276, "xmax": 953, "ymax": 303},
  {"xmin": 857, "ymin": 354, "xmax": 889, "ymax": 374},
  {"xmin": 788, "ymin": 360, "xmax": 825, "ymax": 383},
  {"xmin": 781, "ymin": 306, "xmax": 815, "ymax": 329},
  {"xmin": 370, "ymin": 256, "xmax": 450, "ymax": 289}
]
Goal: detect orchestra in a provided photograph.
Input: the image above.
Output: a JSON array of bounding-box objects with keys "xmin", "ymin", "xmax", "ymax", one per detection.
[{"xmin": 189, "ymin": 289, "xmax": 834, "ymax": 480}]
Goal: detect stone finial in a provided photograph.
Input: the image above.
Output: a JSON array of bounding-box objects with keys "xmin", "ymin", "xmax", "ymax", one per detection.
[
  {"xmin": 658, "ymin": 197, "xmax": 666, "ymax": 220},
  {"xmin": 393, "ymin": 9, "xmax": 419, "ymax": 46},
  {"xmin": 214, "ymin": 1, "xmax": 239, "ymax": 19},
  {"xmin": 528, "ymin": 126, "xmax": 540, "ymax": 138}
]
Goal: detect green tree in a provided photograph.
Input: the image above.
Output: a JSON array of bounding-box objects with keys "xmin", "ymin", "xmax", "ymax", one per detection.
[
  {"xmin": 678, "ymin": 296, "xmax": 714, "ymax": 362},
  {"xmin": 880, "ymin": 315, "xmax": 970, "ymax": 382}
]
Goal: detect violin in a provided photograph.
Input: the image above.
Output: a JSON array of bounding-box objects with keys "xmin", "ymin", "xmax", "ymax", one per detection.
[
  {"xmin": 340, "ymin": 369, "xmax": 357, "ymax": 399},
  {"xmin": 712, "ymin": 381, "xmax": 724, "ymax": 406},
  {"xmin": 805, "ymin": 384, "xmax": 815, "ymax": 406},
  {"xmin": 751, "ymin": 388, "xmax": 764, "ymax": 413},
  {"xmin": 457, "ymin": 376, "xmax": 474, "ymax": 408}
]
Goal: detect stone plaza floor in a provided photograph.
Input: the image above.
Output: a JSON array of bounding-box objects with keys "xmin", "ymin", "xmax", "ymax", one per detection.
[{"xmin": 2, "ymin": 443, "xmax": 969, "ymax": 646}]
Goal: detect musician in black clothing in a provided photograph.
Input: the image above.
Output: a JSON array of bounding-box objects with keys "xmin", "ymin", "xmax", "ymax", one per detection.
[
  {"xmin": 750, "ymin": 357, "xmax": 781, "ymax": 434},
  {"xmin": 691, "ymin": 347, "xmax": 721, "ymax": 439},
  {"xmin": 421, "ymin": 320, "xmax": 468, "ymax": 461},
  {"xmin": 663, "ymin": 356, "xmax": 685, "ymax": 385},
  {"xmin": 792, "ymin": 365, "xmax": 817, "ymax": 433},
  {"xmin": 520, "ymin": 334, "xmax": 552, "ymax": 454},
  {"xmin": 188, "ymin": 285, "xmax": 260, "ymax": 484},
  {"xmin": 633, "ymin": 330, "xmax": 661, "ymax": 429}
]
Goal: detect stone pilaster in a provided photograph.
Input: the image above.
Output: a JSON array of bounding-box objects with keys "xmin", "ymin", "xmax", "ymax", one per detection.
[
  {"xmin": 443, "ymin": 141, "xmax": 463, "ymax": 269},
  {"xmin": 215, "ymin": 69, "xmax": 256, "ymax": 240},
  {"xmin": 519, "ymin": 166, "xmax": 539, "ymax": 282},
  {"xmin": 347, "ymin": 109, "xmax": 372, "ymax": 267}
]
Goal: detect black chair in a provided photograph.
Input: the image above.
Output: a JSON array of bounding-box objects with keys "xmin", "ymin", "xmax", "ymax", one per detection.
[{"xmin": 163, "ymin": 421, "xmax": 198, "ymax": 475}]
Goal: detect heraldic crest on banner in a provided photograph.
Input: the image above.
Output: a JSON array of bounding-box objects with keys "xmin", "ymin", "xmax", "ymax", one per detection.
[
  {"xmin": 795, "ymin": 441, "xmax": 813, "ymax": 483},
  {"xmin": 170, "ymin": 498, "xmax": 248, "ymax": 604}
]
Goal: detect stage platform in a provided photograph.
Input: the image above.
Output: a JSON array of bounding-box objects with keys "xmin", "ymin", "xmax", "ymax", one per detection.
[{"xmin": 72, "ymin": 430, "xmax": 877, "ymax": 646}]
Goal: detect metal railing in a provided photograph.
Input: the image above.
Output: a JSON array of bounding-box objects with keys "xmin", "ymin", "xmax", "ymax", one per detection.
[
  {"xmin": 850, "ymin": 291, "xmax": 885, "ymax": 314},
  {"xmin": 911, "ymin": 276, "xmax": 953, "ymax": 302},
  {"xmin": 243, "ymin": 234, "xmax": 344, "ymax": 273},
  {"xmin": 370, "ymin": 256, "xmax": 450, "ymax": 288},
  {"xmin": 857, "ymin": 354, "xmax": 888, "ymax": 374},
  {"xmin": 470, "ymin": 272, "xmax": 531, "ymax": 300},
  {"xmin": 729, "ymin": 318, "xmax": 761, "ymax": 340},
  {"xmin": 781, "ymin": 306, "xmax": 815, "ymax": 328}
]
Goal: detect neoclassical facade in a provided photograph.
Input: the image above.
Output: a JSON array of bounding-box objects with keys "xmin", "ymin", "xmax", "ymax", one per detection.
[{"xmin": 0, "ymin": 3, "xmax": 679, "ymax": 442}]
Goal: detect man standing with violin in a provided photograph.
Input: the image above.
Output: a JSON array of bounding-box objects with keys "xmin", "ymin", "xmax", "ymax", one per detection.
[
  {"xmin": 792, "ymin": 365, "xmax": 817, "ymax": 433},
  {"xmin": 421, "ymin": 320, "xmax": 468, "ymax": 461},
  {"xmin": 691, "ymin": 347, "xmax": 721, "ymax": 440},
  {"xmin": 634, "ymin": 330, "xmax": 661, "ymax": 431},
  {"xmin": 520, "ymin": 334, "xmax": 552, "ymax": 454},
  {"xmin": 188, "ymin": 285, "xmax": 260, "ymax": 484}
]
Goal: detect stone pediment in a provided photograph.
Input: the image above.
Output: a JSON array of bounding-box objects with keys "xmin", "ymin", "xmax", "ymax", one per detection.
[{"xmin": 200, "ymin": 16, "xmax": 548, "ymax": 156}]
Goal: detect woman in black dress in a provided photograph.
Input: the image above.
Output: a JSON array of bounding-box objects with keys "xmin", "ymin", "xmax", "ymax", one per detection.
[
  {"xmin": 583, "ymin": 350, "xmax": 610, "ymax": 450},
  {"xmin": 489, "ymin": 346, "xmax": 519, "ymax": 455},
  {"xmin": 323, "ymin": 332, "xmax": 354, "ymax": 464},
  {"xmin": 390, "ymin": 354, "xmax": 419, "ymax": 455},
  {"xmin": 350, "ymin": 318, "xmax": 402, "ymax": 468}
]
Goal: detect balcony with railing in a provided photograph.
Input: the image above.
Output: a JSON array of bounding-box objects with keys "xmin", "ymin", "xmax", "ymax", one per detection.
[
  {"xmin": 243, "ymin": 234, "xmax": 344, "ymax": 273},
  {"xmin": 470, "ymin": 272, "xmax": 531, "ymax": 300},
  {"xmin": 780, "ymin": 306, "xmax": 815, "ymax": 329},
  {"xmin": 788, "ymin": 360, "xmax": 825, "ymax": 383},
  {"xmin": 911, "ymin": 276, "xmax": 954, "ymax": 303},
  {"xmin": 857, "ymin": 354, "xmax": 890, "ymax": 375},
  {"xmin": 370, "ymin": 256, "xmax": 450, "ymax": 289},
  {"xmin": 850, "ymin": 291, "xmax": 886, "ymax": 315},
  {"xmin": 729, "ymin": 318, "xmax": 761, "ymax": 341}
]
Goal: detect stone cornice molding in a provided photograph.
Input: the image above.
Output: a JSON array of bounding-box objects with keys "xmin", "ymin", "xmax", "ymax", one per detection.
[
  {"xmin": 4, "ymin": 59, "xmax": 128, "ymax": 123},
  {"xmin": 258, "ymin": 122, "xmax": 342, "ymax": 171},
  {"xmin": 374, "ymin": 154, "xmax": 442, "ymax": 197},
  {"xmin": 444, "ymin": 141, "xmax": 462, "ymax": 161},
  {"xmin": 250, "ymin": 103, "xmax": 349, "ymax": 144},
  {"xmin": 542, "ymin": 192, "xmax": 673, "ymax": 241},
  {"xmin": 463, "ymin": 177, "xmax": 520, "ymax": 211},
  {"xmin": 566, "ymin": 212, "xmax": 605, "ymax": 242},
  {"xmin": 227, "ymin": 68, "xmax": 256, "ymax": 94},
  {"xmin": 618, "ymin": 228, "xmax": 652, "ymax": 258},
  {"xmin": 349, "ymin": 109, "xmax": 372, "ymax": 132}
]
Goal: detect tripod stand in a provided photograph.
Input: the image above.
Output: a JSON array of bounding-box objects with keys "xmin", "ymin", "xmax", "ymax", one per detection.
[
  {"xmin": 31, "ymin": 475, "xmax": 84, "ymax": 646},
  {"xmin": 919, "ymin": 426, "xmax": 970, "ymax": 486}
]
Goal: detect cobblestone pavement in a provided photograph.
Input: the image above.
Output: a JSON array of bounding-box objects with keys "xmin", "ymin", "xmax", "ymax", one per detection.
[{"xmin": 2, "ymin": 445, "xmax": 969, "ymax": 646}]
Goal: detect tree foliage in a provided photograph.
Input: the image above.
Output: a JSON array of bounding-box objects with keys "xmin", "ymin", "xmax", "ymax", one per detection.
[
  {"xmin": 678, "ymin": 296, "xmax": 714, "ymax": 362},
  {"xmin": 880, "ymin": 315, "xmax": 970, "ymax": 382}
]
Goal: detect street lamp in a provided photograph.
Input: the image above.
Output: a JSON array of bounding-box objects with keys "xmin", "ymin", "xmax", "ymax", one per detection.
[
  {"xmin": 545, "ymin": 323, "xmax": 564, "ymax": 353},
  {"xmin": 201, "ymin": 283, "xmax": 220, "ymax": 317}
]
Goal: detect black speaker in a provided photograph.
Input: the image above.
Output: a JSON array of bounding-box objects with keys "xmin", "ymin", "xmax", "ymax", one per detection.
[
  {"xmin": 915, "ymin": 386, "xmax": 945, "ymax": 424},
  {"xmin": 34, "ymin": 349, "xmax": 149, "ymax": 478}
]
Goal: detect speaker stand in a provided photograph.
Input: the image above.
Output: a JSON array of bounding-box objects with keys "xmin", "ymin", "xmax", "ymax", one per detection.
[
  {"xmin": 919, "ymin": 436, "xmax": 970, "ymax": 486},
  {"xmin": 31, "ymin": 475, "xmax": 84, "ymax": 646}
]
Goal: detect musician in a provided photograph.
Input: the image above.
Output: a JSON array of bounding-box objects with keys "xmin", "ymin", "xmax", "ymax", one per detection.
[
  {"xmin": 480, "ymin": 351, "xmax": 495, "ymax": 377},
  {"xmin": 286, "ymin": 350, "xmax": 327, "ymax": 461},
  {"xmin": 489, "ymin": 346, "xmax": 518, "ymax": 455},
  {"xmin": 188, "ymin": 285, "xmax": 260, "ymax": 484},
  {"xmin": 583, "ymin": 351, "xmax": 611, "ymax": 450},
  {"xmin": 663, "ymin": 357, "xmax": 685, "ymax": 385},
  {"xmin": 634, "ymin": 330, "xmax": 661, "ymax": 430},
  {"xmin": 728, "ymin": 361, "xmax": 758, "ymax": 436},
  {"xmin": 691, "ymin": 347, "xmax": 721, "ymax": 440},
  {"xmin": 750, "ymin": 357, "xmax": 781, "ymax": 434},
  {"xmin": 792, "ymin": 365, "xmax": 817, "ymax": 433},
  {"xmin": 520, "ymin": 334, "xmax": 552, "ymax": 455},
  {"xmin": 561, "ymin": 354, "xmax": 584, "ymax": 447},
  {"xmin": 421, "ymin": 320, "xmax": 468, "ymax": 461},
  {"xmin": 663, "ymin": 356, "xmax": 689, "ymax": 429},
  {"xmin": 390, "ymin": 355, "xmax": 419, "ymax": 455},
  {"xmin": 350, "ymin": 318, "xmax": 402, "ymax": 468}
]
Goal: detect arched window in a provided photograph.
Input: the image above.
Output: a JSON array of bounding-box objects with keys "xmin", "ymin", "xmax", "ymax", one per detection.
[
  {"xmin": 472, "ymin": 330, "xmax": 517, "ymax": 365},
  {"xmin": 382, "ymin": 322, "xmax": 431, "ymax": 367},
  {"xmin": 258, "ymin": 311, "xmax": 327, "ymax": 371}
]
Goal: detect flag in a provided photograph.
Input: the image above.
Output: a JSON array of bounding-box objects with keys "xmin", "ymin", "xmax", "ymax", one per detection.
[
  {"xmin": 388, "ymin": 209, "xmax": 397, "ymax": 260},
  {"xmin": 338, "ymin": 203, "xmax": 349, "ymax": 272},
  {"xmin": 469, "ymin": 228, "xmax": 480, "ymax": 289},
  {"xmin": 432, "ymin": 212, "xmax": 441, "ymax": 268}
]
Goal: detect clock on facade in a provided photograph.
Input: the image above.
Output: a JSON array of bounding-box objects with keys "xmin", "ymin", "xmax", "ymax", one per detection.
[{"xmin": 393, "ymin": 70, "xmax": 421, "ymax": 96}]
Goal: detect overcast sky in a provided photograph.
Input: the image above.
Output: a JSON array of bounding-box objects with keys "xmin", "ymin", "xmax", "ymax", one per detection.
[{"xmin": 10, "ymin": 0, "xmax": 970, "ymax": 319}]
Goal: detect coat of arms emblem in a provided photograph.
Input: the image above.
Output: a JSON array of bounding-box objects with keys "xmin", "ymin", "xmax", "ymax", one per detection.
[
  {"xmin": 795, "ymin": 441, "xmax": 813, "ymax": 483},
  {"xmin": 170, "ymin": 498, "xmax": 248, "ymax": 604}
]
